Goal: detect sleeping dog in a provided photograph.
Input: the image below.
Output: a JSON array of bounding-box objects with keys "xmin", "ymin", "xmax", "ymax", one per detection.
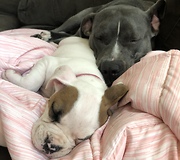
[
  {"xmin": 2, "ymin": 37, "xmax": 128, "ymax": 158},
  {"xmin": 33, "ymin": 0, "xmax": 165, "ymax": 87}
]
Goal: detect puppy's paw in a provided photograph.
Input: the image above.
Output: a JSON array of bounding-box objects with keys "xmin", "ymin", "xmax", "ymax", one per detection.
[
  {"xmin": 39, "ymin": 31, "xmax": 52, "ymax": 41},
  {"xmin": 1, "ymin": 69, "xmax": 20, "ymax": 82},
  {"xmin": 31, "ymin": 31, "xmax": 52, "ymax": 42}
]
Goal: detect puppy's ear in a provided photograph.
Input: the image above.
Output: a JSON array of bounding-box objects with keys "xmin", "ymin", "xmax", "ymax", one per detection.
[
  {"xmin": 45, "ymin": 65, "xmax": 77, "ymax": 96},
  {"xmin": 99, "ymin": 82, "xmax": 128, "ymax": 126},
  {"xmin": 146, "ymin": 0, "xmax": 166, "ymax": 36},
  {"xmin": 48, "ymin": 86, "xmax": 78, "ymax": 122},
  {"xmin": 80, "ymin": 13, "xmax": 96, "ymax": 38}
]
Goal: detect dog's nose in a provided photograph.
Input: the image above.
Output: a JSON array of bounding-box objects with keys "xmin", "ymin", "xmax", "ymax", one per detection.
[
  {"xmin": 42, "ymin": 136, "xmax": 62, "ymax": 154},
  {"xmin": 99, "ymin": 60, "xmax": 125, "ymax": 87}
]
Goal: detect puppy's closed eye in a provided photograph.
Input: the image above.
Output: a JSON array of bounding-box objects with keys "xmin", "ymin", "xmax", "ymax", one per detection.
[
  {"xmin": 49, "ymin": 101, "xmax": 63, "ymax": 122},
  {"xmin": 48, "ymin": 86, "xmax": 79, "ymax": 122}
]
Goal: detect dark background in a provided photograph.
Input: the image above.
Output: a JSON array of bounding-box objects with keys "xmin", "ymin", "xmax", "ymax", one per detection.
[{"xmin": 0, "ymin": 146, "xmax": 11, "ymax": 160}]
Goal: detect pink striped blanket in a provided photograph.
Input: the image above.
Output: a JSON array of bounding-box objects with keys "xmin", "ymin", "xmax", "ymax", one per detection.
[{"xmin": 0, "ymin": 29, "xmax": 180, "ymax": 160}]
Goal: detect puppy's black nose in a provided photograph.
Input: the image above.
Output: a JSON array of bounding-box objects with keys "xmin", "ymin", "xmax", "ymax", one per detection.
[
  {"xmin": 99, "ymin": 60, "xmax": 125, "ymax": 87},
  {"xmin": 43, "ymin": 136, "xmax": 62, "ymax": 154}
]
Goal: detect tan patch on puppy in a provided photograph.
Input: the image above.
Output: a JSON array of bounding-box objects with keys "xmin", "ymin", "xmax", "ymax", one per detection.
[
  {"xmin": 99, "ymin": 83, "xmax": 128, "ymax": 126},
  {"xmin": 48, "ymin": 86, "xmax": 78, "ymax": 122}
]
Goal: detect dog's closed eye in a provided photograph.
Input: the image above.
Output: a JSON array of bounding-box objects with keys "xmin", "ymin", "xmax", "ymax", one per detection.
[
  {"xmin": 94, "ymin": 33, "xmax": 110, "ymax": 45},
  {"xmin": 48, "ymin": 86, "xmax": 79, "ymax": 122},
  {"xmin": 50, "ymin": 102, "xmax": 63, "ymax": 122}
]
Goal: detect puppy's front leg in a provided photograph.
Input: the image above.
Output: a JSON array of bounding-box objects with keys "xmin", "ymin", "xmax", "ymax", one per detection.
[{"xmin": 2, "ymin": 58, "xmax": 48, "ymax": 92}]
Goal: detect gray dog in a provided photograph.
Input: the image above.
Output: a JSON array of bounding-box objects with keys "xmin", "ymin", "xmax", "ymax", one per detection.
[{"xmin": 34, "ymin": 0, "xmax": 165, "ymax": 86}]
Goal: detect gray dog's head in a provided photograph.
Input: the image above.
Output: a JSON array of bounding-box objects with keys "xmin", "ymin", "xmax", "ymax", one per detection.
[{"xmin": 80, "ymin": 0, "xmax": 165, "ymax": 86}]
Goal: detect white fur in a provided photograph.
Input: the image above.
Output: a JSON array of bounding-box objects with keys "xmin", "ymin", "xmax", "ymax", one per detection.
[{"xmin": 2, "ymin": 37, "xmax": 106, "ymax": 97}]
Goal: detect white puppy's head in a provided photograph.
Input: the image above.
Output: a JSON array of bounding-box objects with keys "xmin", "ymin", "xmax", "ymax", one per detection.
[
  {"xmin": 32, "ymin": 118, "xmax": 75, "ymax": 158},
  {"xmin": 32, "ymin": 82, "xmax": 128, "ymax": 159},
  {"xmin": 31, "ymin": 64, "xmax": 128, "ymax": 158}
]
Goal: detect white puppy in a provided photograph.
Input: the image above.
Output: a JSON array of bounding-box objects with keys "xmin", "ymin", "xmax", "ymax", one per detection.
[
  {"xmin": 2, "ymin": 37, "xmax": 128, "ymax": 158},
  {"xmin": 2, "ymin": 37, "xmax": 105, "ymax": 98}
]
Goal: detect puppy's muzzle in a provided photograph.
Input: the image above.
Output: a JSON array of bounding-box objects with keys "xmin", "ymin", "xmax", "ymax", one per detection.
[
  {"xmin": 43, "ymin": 135, "xmax": 62, "ymax": 154},
  {"xmin": 99, "ymin": 60, "xmax": 126, "ymax": 87}
]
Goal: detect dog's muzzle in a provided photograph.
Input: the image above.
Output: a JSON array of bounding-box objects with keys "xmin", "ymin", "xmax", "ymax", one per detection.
[
  {"xmin": 32, "ymin": 122, "xmax": 75, "ymax": 158},
  {"xmin": 42, "ymin": 135, "xmax": 62, "ymax": 154},
  {"xmin": 99, "ymin": 59, "xmax": 127, "ymax": 87}
]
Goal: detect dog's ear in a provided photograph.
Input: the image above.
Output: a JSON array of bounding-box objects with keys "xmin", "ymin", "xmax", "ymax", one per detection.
[
  {"xmin": 45, "ymin": 65, "xmax": 77, "ymax": 95},
  {"xmin": 99, "ymin": 82, "xmax": 128, "ymax": 126},
  {"xmin": 146, "ymin": 0, "xmax": 166, "ymax": 36},
  {"xmin": 48, "ymin": 85, "xmax": 78, "ymax": 122},
  {"xmin": 80, "ymin": 13, "xmax": 96, "ymax": 38}
]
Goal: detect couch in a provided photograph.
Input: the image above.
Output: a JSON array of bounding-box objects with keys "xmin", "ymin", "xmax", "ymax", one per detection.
[
  {"xmin": 1, "ymin": 0, "xmax": 180, "ymax": 51},
  {"xmin": 0, "ymin": 0, "xmax": 112, "ymax": 31},
  {"xmin": 0, "ymin": 0, "xmax": 180, "ymax": 160}
]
